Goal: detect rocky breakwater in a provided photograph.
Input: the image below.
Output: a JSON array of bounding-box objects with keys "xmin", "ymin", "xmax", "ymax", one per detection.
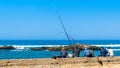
[
  {"xmin": 31, "ymin": 44, "xmax": 100, "ymax": 51},
  {"xmin": 0, "ymin": 46, "xmax": 15, "ymax": 50}
]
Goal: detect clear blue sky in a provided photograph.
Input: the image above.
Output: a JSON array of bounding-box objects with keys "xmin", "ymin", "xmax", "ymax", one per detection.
[{"xmin": 0, "ymin": 0, "xmax": 120, "ymax": 40}]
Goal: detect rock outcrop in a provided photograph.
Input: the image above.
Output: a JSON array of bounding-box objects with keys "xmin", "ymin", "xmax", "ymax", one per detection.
[
  {"xmin": 31, "ymin": 44, "xmax": 100, "ymax": 51},
  {"xmin": 0, "ymin": 46, "xmax": 15, "ymax": 50}
]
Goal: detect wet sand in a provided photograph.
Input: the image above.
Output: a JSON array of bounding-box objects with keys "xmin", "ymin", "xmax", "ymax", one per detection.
[{"xmin": 0, "ymin": 57, "xmax": 120, "ymax": 68}]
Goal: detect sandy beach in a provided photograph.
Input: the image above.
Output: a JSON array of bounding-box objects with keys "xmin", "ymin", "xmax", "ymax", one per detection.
[{"xmin": 0, "ymin": 57, "xmax": 120, "ymax": 68}]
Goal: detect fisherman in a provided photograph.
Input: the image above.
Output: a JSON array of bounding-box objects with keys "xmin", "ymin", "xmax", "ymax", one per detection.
[
  {"xmin": 84, "ymin": 47, "xmax": 91, "ymax": 57},
  {"xmin": 73, "ymin": 46, "xmax": 80, "ymax": 57},
  {"xmin": 60, "ymin": 47, "xmax": 68, "ymax": 58},
  {"xmin": 107, "ymin": 47, "xmax": 114, "ymax": 57},
  {"xmin": 97, "ymin": 47, "xmax": 108, "ymax": 65},
  {"xmin": 100, "ymin": 47, "xmax": 108, "ymax": 57},
  {"xmin": 89, "ymin": 49, "xmax": 94, "ymax": 57}
]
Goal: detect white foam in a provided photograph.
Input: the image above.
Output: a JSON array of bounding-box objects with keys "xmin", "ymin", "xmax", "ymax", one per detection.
[
  {"xmin": 12, "ymin": 45, "xmax": 68, "ymax": 50},
  {"xmin": 91, "ymin": 44, "xmax": 120, "ymax": 47},
  {"xmin": 12, "ymin": 45, "xmax": 67, "ymax": 48},
  {"xmin": 112, "ymin": 49, "xmax": 120, "ymax": 51}
]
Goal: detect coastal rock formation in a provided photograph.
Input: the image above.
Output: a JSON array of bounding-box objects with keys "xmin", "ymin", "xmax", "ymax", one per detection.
[
  {"xmin": 0, "ymin": 44, "xmax": 99, "ymax": 51},
  {"xmin": 0, "ymin": 46, "xmax": 15, "ymax": 50},
  {"xmin": 30, "ymin": 47, "xmax": 42, "ymax": 51},
  {"xmin": 31, "ymin": 44, "xmax": 100, "ymax": 51}
]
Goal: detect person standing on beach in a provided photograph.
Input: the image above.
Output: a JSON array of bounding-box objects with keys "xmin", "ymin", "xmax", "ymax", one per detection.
[
  {"xmin": 107, "ymin": 47, "xmax": 114, "ymax": 57},
  {"xmin": 73, "ymin": 46, "xmax": 80, "ymax": 57},
  {"xmin": 60, "ymin": 48, "xmax": 68, "ymax": 58}
]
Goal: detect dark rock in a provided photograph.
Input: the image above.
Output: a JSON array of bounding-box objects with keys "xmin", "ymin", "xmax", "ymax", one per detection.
[
  {"xmin": 30, "ymin": 47, "xmax": 42, "ymax": 51},
  {"xmin": 0, "ymin": 46, "xmax": 15, "ymax": 50},
  {"xmin": 39, "ymin": 44, "xmax": 100, "ymax": 51}
]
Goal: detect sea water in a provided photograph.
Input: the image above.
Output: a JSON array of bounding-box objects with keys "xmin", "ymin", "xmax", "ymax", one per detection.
[{"xmin": 0, "ymin": 40, "xmax": 120, "ymax": 59}]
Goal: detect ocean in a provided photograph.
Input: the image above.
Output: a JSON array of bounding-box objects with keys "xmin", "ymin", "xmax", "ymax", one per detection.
[{"xmin": 0, "ymin": 40, "xmax": 120, "ymax": 60}]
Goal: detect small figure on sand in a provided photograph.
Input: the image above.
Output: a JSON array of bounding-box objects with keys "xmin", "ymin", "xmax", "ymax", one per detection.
[
  {"xmin": 107, "ymin": 47, "xmax": 114, "ymax": 57},
  {"xmin": 84, "ymin": 47, "xmax": 91, "ymax": 57},
  {"xmin": 73, "ymin": 46, "xmax": 80, "ymax": 57},
  {"xmin": 99, "ymin": 47, "xmax": 108, "ymax": 57},
  {"xmin": 60, "ymin": 47, "xmax": 68, "ymax": 58},
  {"xmin": 89, "ymin": 49, "xmax": 94, "ymax": 57},
  {"xmin": 97, "ymin": 47, "xmax": 108, "ymax": 63}
]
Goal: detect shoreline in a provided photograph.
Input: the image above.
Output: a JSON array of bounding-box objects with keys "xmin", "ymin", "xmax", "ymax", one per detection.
[{"xmin": 0, "ymin": 57, "xmax": 120, "ymax": 68}]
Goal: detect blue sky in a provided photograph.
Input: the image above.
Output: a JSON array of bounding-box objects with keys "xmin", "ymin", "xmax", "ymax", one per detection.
[{"xmin": 0, "ymin": 0, "xmax": 120, "ymax": 40}]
